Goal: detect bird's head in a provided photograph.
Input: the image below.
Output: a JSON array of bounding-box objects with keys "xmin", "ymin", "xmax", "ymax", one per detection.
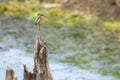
[
  {"xmin": 38, "ymin": 13, "xmax": 47, "ymax": 18},
  {"xmin": 38, "ymin": 13, "xmax": 44, "ymax": 17}
]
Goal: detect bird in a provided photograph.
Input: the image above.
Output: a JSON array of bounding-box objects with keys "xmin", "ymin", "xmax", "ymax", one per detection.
[{"xmin": 34, "ymin": 13, "xmax": 44, "ymax": 30}]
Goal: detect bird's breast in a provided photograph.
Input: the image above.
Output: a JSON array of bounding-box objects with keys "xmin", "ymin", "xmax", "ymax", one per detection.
[{"xmin": 37, "ymin": 17, "xmax": 42, "ymax": 25}]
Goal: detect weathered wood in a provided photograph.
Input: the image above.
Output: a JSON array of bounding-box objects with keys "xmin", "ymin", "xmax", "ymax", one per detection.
[
  {"xmin": 23, "ymin": 30, "xmax": 53, "ymax": 80},
  {"xmin": 23, "ymin": 65, "xmax": 34, "ymax": 80},
  {"xmin": 5, "ymin": 67, "xmax": 15, "ymax": 80},
  {"xmin": 116, "ymin": 0, "xmax": 120, "ymax": 7},
  {"xmin": 34, "ymin": 30, "xmax": 53, "ymax": 80},
  {"xmin": 5, "ymin": 30, "xmax": 53, "ymax": 80}
]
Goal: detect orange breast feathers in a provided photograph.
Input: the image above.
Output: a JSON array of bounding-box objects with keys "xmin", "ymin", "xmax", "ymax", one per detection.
[{"xmin": 37, "ymin": 16, "xmax": 42, "ymax": 25}]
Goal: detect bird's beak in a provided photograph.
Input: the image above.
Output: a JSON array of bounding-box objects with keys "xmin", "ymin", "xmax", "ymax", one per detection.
[{"xmin": 42, "ymin": 15, "xmax": 47, "ymax": 18}]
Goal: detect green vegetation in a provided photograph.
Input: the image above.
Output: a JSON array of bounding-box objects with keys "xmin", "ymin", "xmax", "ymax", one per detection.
[
  {"xmin": 26, "ymin": 49, "xmax": 33, "ymax": 54},
  {"xmin": 0, "ymin": 38, "xmax": 3, "ymax": 42},
  {"xmin": 0, "ymin": 0, "xmax": 120, "ymax": 78}
]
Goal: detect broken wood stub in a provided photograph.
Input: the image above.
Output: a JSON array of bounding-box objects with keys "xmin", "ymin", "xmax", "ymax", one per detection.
[
  {"xmin": 5, "ymin": 67, "xmax": 15, "ymax": 80},
  {"xmin": 24, "ymin": 65, "xmax": 34, "ymax": 80},
  {"xmin": 24, "ymin": 30, "xmax": 53, "ymax": 80}
]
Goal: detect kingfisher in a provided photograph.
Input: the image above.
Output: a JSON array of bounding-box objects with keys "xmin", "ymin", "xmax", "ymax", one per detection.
[{"xmin": 34, "ymin": 13, "xmax": 44, "ymax": 30}]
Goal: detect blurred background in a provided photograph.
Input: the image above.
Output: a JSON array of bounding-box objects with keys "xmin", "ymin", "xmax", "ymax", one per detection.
[{"xmin": 0, "ymin": 0, "xmax": 120, "ymax": 80}]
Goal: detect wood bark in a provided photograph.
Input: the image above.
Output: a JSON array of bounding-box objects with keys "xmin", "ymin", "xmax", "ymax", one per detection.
[
  {"xmin": 5, "ymin": 67, "xmax": 15, "ymax": 80},
  {"xmin": 5, "ymin": 30, "xmax": 53, "ymax": 80},
  {"xmin": 116, "ymin": 0, "xmax": 120, "ymax": 7},
  {"xmin": 33, "ymin": 30, "xmax": 53, "ymax": 80},
  {"xmin": 24, "ymin": 30, "xmax": 53, "ymax": 80}
]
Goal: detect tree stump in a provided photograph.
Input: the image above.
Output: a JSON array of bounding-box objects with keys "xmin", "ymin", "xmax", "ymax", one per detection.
[
  {"xmin": 33, "ymin": 30, "xmax": 53, "ymax": 80},
  {"xmin": 5, "ymin": 30, "xmax": 53, "ymax": 80},
  {"xmin": 24, "ymin": 30, "xmax": 53, "ymax": 80}
]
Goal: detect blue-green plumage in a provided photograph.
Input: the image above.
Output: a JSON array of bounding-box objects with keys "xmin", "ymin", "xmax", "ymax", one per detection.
[
  {"xmin": 34, "ymin": 15, "xmax": 41, "ymax": 25},
  {"xmin": 34, "ymin": 13, "xmax": 44, "ymax": 25}
]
